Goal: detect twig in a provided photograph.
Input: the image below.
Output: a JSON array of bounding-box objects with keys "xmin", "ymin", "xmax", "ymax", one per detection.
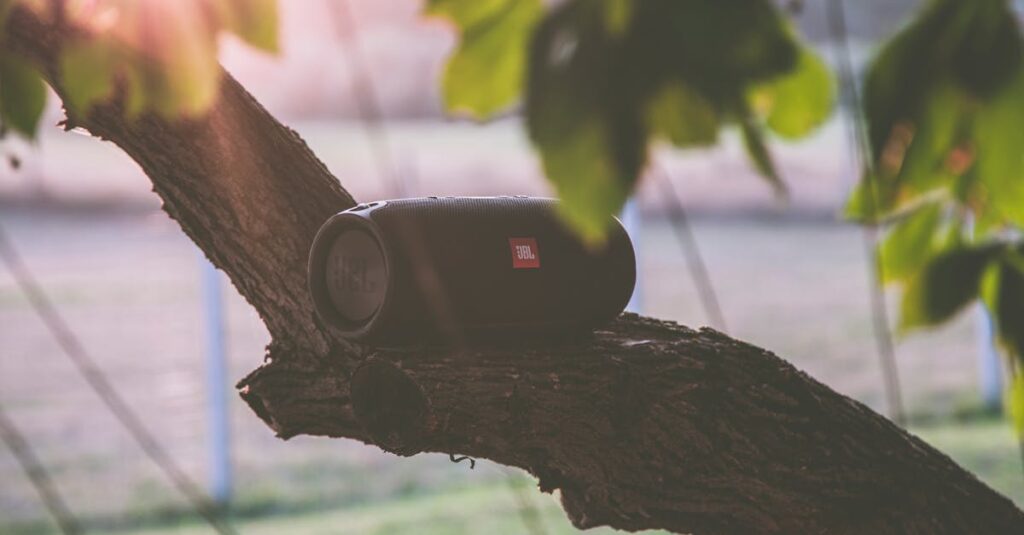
[
  {"xmin": 655, "ymin": 164, "xmax": 728, "ymax": 332},
  {"xmin": 824, "ymin": 0, "xmax": 906, "ymax": 426},
  {"xmin": 0, "ymin": 404, "xmax": 81, "ymax": 534}
]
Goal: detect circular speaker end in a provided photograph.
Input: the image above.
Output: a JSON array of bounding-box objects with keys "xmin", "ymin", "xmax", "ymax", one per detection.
[{"xmin": 325, "ymin": 230, "xmax": 387, "ymax": 324}]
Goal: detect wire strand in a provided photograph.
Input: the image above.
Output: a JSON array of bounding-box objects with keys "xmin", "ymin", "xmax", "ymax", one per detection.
[
  {"xmin": 824, "ymin": 0, "xmax": 906, "ymax": 425},
  {"xmin": 0, "ymin": 404, "xmax": 82, "ymax": 534},
  {"xmin": 655, "ymin": 164, "xmax": 729, "ymax": 332},
  {"xmin": 326, "ymin": 0, "xmax": 404, "ymax": 197},
  {"xmin": 0, "ymin": 224, "xmax": 236, "ymax": 535}
]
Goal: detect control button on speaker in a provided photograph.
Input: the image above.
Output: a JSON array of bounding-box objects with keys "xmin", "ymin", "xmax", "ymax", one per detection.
[{"xmin": 325, "ymin": 230, "xmax": 387, "ymax": 323}]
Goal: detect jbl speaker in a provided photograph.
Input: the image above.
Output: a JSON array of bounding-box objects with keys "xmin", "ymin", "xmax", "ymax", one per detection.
[{"xmin": 308, "ymin": 196, "xmax": 635, "ymax": 343}]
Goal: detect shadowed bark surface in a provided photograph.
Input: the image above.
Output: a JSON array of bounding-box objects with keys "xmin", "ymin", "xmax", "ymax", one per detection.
[{"xmin": 7, "ymin": 6, "xmax": 1024, "ymax": 534}]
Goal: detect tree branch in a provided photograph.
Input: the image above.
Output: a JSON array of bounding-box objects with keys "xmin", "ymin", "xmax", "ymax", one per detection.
[{"xmin": 7, "ymin": 6, "xmax": 1024, "ymax": 534}]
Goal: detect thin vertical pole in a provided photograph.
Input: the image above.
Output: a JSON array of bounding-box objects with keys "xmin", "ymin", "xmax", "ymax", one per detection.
[
  {"xmin": 825, "ymin": 0, "xmax": 906, "ymax": 425},
  {"xmin": 976, "ymin": 305, "xmax": 1004, "ymax": 412},
  {"xmin": 622, "ymin": 199, "xmax": 643, "ymax": 314},
  {"xmin": 200, "ymin": 254, "xmax": 232, "ymax": 506}
]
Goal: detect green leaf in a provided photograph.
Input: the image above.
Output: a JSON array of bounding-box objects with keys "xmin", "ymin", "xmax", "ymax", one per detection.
[
  {"xmin": 631, "ymin": 0, "xmax": 798, "ymax": 111},
  {"xmin": 526, "ymin": 1, "xmax": 645, "ymax": 243},
  {"xmin": 427, "ymin": 0, "xmax": 511, "ymax": 28},
  {"xmin": 863, "ymin": 0, "xmax": 960, "ymax": 161},
  {"xmin": 752, "ymin": 47, "xmax": 834, "ymax": 140},
  {"xmin": 855, "ymin": 0, "xmax": 1024, "ymax": 236},
  {"xmin": 843, "ymin": 172, "xmax": 949, "ymax": 224},
  {"xmin": 864, "ymin": 0, "xmax": 1023, "ymax": 166},
  {"xmin": 892, "ymin": 84, "xmax": 963, "ymax": 192},
  {"xmin": 144, "ymin": 9, "xmax": 222, "ymax": 118},
  {"xmin": 57, "ymin": 0, "xmax": 279, "ymax": 120},
  {"xmin": 220, "ymin": 0, "xmax": 280, "ymax": 53},
  {"xmin": 993, "ymin": 253, "xmax": 1024, "ymax": 359},
  {"xmin": 846, "ymin": 83, "xmax": 963, "ymax": 223},
  {"xmin": 0, "ymin": 54, "xmax": 46, "ymax": 138},
  {"xmin": 521, "ymin": 0, "xmax": 811, "ymax": 240},
  {"xmin": 603, "ymin": 0, "xmax": 632, "ymax": 36},
  {"xmin": 900, "ymin": 243, "xmax": 1003, "ymax": 331},
  {"xmin": 843, "ymin": 175, "xmax": 885, "ymax": 223},
  {"xmin": 1009, "ymin": 374, "xmax": 1024, "ymax": 435},
  {"xmin": 972, "ymin": 72, "xmax": 1024, "ymax": 228},
  {"xmin": 60, "ymin": 41, "xmax": 118, "ymax": 115},
  {"xmin": 430, "ymin": 0, "xmax": 541, "ymax": 119},
  {"xmin": 740, "ymin": 120, "xmax": 784, "ymax": 196},
  {"xmin": 646, "ymin": 81, "xmax": 718, "ymax": 148},
  {"xmin": 879, "ymin": 202, "xmax": 944, "ymax": 284},
  {"xmin": 544, "ymin": 120, "xmax": 635, "ymax": 244},
  {"xmin": 948, "ymin": 0, "xmax": 1023, "ymax": 99},
  {"xmin": 979, "ymin": 252, "xmax": 1001, "ymax": 312},
  {"xmin": 120, "ymin": 63, "xmax": 150, "ymax": 118}
]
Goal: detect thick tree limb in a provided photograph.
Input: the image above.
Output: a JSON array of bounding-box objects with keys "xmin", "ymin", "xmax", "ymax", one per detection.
[{"xmin": 7, "ymin": 7, "xmax": 1024, "ymax": 534}]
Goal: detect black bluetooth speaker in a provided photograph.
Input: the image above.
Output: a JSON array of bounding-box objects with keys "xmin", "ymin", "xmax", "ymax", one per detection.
[{"xmin": 308, "ymin": 196, "xmax": 636, "ymax": 343}]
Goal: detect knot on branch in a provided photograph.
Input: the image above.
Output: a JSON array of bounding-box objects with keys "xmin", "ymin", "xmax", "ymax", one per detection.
[{"xmin": 351, "ymin": 356, "xmax": 431, "ymax": 455}]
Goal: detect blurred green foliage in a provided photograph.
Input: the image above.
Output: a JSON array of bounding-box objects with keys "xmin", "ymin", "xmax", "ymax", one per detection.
[
  {"xmin": 899, "ymin": 243, "xmax": 1004, "ymax": 331},
  {"xmin": 844, "ymin": 0, "xmax": 1024, "ymax": 425},
  {"xmin": 430, "ymin": 0, "xmax": 833, "ymax": 241},
  {"xmin": 426, "ymin": 0, "xmax": 542, "ymax": 119},
  {"xmin": 0, "ymin": 52, "xmax": 45, "ymax": 136},
  {"xmin": 0, "ymin": 0, "xmax": 279, "ymax": 136},
  {"xmin": 0, "ymin": 0, "xmax": 44, "ymax": 137}
]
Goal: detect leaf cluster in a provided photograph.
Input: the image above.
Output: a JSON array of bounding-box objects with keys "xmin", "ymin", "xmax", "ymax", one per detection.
[
  {"xmin": 0, "ymin": 0, "xmax": 279, "ymax": 139},
  {"xmin": 848, "ymin": 0, "xmax": 1024, "ymax": 228},
  {"xmin": 0, "ymin": 0, "xmax": 45, "ymax": 137},
  {"xmin": 429, "ymin": 0, "xmax": 834, "ymax": 242},
  {"xmin": 851, "ymin": 0, "xmax": 1024, "ymax": 420},
  {"xmin": 853, "ymin": 1, "xmax": 1024, "ymax": 334}
]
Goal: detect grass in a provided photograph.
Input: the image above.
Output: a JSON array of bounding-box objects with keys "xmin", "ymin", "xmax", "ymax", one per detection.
[
  {"xmin": 913, "ymin": 417, "xmax": 1024, "ymax": 506},
  {"xmin": 1, "ymin": 480, "xmax": 644, "ymax": 535},
  {"xmin": 3, "ymin": 418, "xmax": 1018, "ymax": 535},
  {"xmin": 124, "ymin": 483, "xmax": 597, "ymax": 535},
  {"xmin": 132, "ymin": 418, "xmax": 1024, "ymax": 534},
  {"xmin": 132, "ymin": 419, "xmax": 1024, "ymax": 534}
]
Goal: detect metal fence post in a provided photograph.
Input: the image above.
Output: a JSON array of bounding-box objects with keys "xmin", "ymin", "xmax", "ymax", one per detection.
[
  {"xmin": 976, "ymin": 304, "xmax": 1004, "ymax": 412},
  {"xmin": 200, "ymin": 254, "xmax": 232, "ymax": 506},
  {"xmin": 622, "ymin": 199, "xmax": 643, "ymax": 314}
]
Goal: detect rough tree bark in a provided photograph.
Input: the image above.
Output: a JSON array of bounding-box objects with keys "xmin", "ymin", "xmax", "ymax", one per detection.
[{"xmin": 7, "ymin": 6, "xmax": 1024, "ymax": 535}]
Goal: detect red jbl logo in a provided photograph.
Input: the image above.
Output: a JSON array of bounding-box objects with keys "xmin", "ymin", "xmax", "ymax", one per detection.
[{"xmin": 509, "ymin": 237, "xmax": 540, "ymax": 269}]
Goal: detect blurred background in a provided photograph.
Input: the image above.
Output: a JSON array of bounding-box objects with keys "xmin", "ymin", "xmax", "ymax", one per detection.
[{"xmin": 2, "ymin": 0, "xmax": 1021, "ymax": 533}]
